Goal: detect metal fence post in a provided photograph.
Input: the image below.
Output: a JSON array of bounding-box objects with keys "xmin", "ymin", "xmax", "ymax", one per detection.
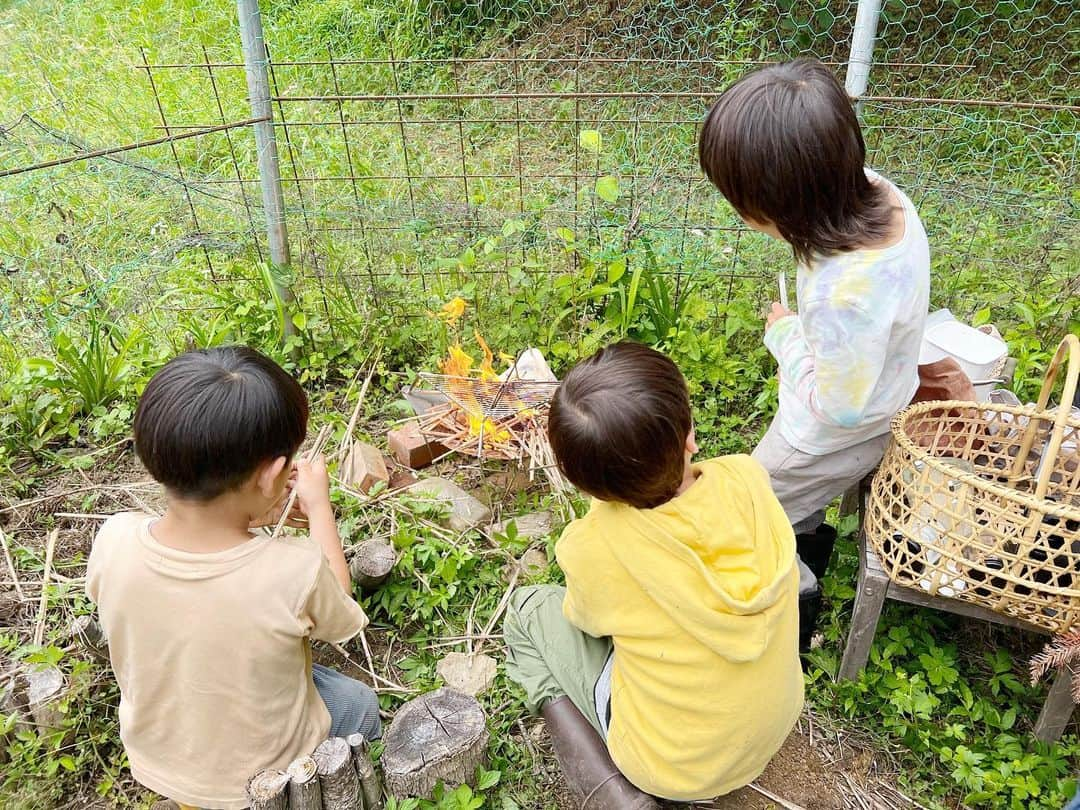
[
  {"xmin": 236, "ymin": 0, "xmax": 297, "ymax": 341},
  {"xmin": 844, "ymin": 0, "xmax": 883, "ymax": 117}
]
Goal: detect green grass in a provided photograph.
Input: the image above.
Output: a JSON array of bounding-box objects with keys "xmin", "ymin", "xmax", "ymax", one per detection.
[{"xmin": 1, "ymin": 1, "xmax": 1078, "ymax": 808}]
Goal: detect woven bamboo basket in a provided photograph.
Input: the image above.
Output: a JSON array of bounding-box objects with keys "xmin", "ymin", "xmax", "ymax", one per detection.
[{"xmin": 866, "ymin": 334, "xmax": 1080, "ymax": 633}]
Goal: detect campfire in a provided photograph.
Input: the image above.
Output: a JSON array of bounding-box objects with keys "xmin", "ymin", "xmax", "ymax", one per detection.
[{"xmin": 409, "ymin": 333, "xmax": 567, "ymax": 489}]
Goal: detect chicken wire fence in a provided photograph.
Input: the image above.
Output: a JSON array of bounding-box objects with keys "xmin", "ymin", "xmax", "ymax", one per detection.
[{"xmin": 0, "ymin": 0, "xmax": 1076, "ymax": 354}]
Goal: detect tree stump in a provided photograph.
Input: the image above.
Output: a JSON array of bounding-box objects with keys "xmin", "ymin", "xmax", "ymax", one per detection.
[
  {"xmin": 347, "ymin": 732, "xmax": 384, "ymax": 810},
  {"xmin": 246, "ymin": 768, "xmax": 290, "ymax": 810},
  {"xmin": 313, "ymin": 736, "xmax": 363, "ymax": 810},
  {"xmin": 67, "ymin": 615, "xmax": 109, "ymax": 664},
  {"xmin": 287, "ymin": 754, "xmax": 323, "ymax": 810},
  {"xmin": 382, "ymin": 688, "xmax": 489, "ymax": 799},
  {"xmin": 349, "ymin": 540, "xmax": 396, "ymax": 592}
]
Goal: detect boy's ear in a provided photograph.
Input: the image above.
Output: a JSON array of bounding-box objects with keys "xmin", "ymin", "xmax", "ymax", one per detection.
[
  {"xmin": 255, "ymin": 455, "xmax": 290, "ymax": 498},
  {"xmin": 686, "ymin": 428, "xmax": 699, "ymax": 455}
]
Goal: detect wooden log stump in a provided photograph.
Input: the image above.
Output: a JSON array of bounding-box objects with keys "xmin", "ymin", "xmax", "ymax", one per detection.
[
  {"xmin": 347, "ymin": 732, "xmax": 384, "ymax": 810},
  {"xmin": 287, "ymin": 754, "xmax": 323, "ymax": 810},
  {"xmin": 313, "ymin": 736, "xmax": 363, "ymax": 810},
  {"xmin": 382, "ymin": 688, "xmax": 489, "ymax": 799},
  {"xmin": 246, "ymin": 767, "xmax": 290, "ymax": 810},
  {"xmin": 348, "ymin": 540, "xmax": 396, "ymax": 592},
  {"xmin": 67, "ymin": 615, "xmax": 109, "ymax": 664}
]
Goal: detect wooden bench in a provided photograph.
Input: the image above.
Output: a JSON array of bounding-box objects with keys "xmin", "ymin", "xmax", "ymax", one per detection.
[{"xmin": 837, "ymin": 480, "xmax": 1078, "ymax": 742}]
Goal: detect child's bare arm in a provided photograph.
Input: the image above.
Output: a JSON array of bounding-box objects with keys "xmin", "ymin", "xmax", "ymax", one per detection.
[{"xmin": 293, "ymin": 456, "xmax": 351, "ymax": 592}]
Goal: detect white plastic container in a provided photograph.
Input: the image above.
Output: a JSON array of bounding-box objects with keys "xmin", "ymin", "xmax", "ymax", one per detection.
[{"xmin": 921, "ymin": 317, "xmax": 1007, "ymax": 392}]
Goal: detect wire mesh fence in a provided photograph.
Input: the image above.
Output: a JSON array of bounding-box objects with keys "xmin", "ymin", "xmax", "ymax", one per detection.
[{"xmin": 0, "ymin": 0, "xmax": 1076, "ymax": 358}]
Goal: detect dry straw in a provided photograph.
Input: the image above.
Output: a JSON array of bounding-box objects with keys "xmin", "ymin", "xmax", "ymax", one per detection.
[{"xmin": 867, "ymin": 335, "xmax": 1080, "ymax": 634}]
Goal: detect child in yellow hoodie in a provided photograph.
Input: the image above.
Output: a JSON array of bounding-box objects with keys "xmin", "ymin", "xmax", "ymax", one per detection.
[{"xmin": 504, "ymin": 341, "xmax": 803, "ymax": 807}]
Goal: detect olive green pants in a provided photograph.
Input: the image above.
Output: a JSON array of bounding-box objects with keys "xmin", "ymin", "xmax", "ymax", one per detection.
[{"xmin": 503, "ymin": 585, "xmax": 612, "ymax": 735}]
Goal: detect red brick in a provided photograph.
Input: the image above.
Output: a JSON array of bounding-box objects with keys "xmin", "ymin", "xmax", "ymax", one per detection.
[{"xmin": 387, "ymin": 423, "xmax": 449, "ymax": 469}]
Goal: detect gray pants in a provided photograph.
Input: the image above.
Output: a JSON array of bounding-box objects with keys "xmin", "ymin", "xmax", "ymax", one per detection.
[
  {"xmin": 313, "ymin": 664, "xmax": 382, "ymax": 740},
  {"xmin": 752, "ymin": 419, "xmax": 891, "ymax": 534}
]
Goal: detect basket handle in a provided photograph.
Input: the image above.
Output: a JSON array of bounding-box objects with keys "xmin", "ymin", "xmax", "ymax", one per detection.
[{"xmin": 1009, "ymin": 333, "xmax": 1080, "ymax": 498}]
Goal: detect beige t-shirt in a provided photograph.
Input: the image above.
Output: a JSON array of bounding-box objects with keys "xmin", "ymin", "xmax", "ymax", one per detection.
[{"xmin": 86, "ymin": 512, "xmax": 368, "ymax": 809}]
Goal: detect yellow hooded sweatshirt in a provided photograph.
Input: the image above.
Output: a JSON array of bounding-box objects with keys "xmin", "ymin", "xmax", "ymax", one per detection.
[{"xmin": 556, "ymin": 454, "xmax": 804, "ymax": 800}]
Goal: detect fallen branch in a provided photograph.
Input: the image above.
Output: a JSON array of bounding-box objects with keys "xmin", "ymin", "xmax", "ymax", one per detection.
[
  {"xmin": 32, "ymin": 529, "xmax": 59, "ymax": 647},
  {"xmin": 747, "ymin": 782, "xmax": 806, "ymax": 810},
  {"xmin": 0, "ymin": 527, "xmax": 24, "ymax": 600},
  {"xmin": 335, "ymin": 351, "xmax": 383, "ymax": 464}
]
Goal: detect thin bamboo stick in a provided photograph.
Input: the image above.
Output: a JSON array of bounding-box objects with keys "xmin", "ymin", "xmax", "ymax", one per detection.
[{"xmin": 32, "ymin": 530, "xmax": 59, "ymax": 646}]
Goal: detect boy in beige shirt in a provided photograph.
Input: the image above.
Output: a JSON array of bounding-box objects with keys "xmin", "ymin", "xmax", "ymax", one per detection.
[{"xmin": 86, "ymin": 347, "xmax": 381, "ymax": 809}]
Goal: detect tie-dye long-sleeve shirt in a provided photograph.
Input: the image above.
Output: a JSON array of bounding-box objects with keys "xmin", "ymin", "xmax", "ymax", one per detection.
[{"xmin": 763, "ymin": 171, "xmax": 930, "ymax": 455}]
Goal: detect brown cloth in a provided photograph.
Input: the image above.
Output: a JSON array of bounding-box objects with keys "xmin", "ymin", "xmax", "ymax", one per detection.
[
  {"xmin": 913, "ymin": 357, "xmax": 977, "ymax": 403},
  {"xmin": 910, "ymin": 358, "xmax": 980, "ymax": 454}
]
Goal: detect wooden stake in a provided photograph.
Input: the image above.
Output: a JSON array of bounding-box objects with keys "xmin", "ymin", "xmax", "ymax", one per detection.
[
  {"xmin": 246, "ymin": 768, "xmax": 290, "ymax": 810},
  {"xmin": 313, "ymin": 737, "xmax": 363, "ymax": 810},
  {"xmin": 32, "ymin": 529, "xmax": 58, "ymax": 647},
  {"xmin": 286, "ymin": 754, "xmax": 323, "ymax": 810},
  {"xmin": 0, "ymin": 527, "xmax": 23, "ymax": 601},
  {"xmin": 347, "ymin": 733, "xmax": 384, "ymax": 810}
]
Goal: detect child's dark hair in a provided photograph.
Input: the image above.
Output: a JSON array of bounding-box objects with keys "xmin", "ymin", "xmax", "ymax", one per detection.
[
  {"xmin": 134, "ymin": 346, "xmax": 308, "ymax": 500},
  {"xmin": 698, "ymin": 58, "xmax": 893, "ymax": 265},
  {"xmin": 548, "ymin": 342, "xmax": 691, "ymax": 510}
]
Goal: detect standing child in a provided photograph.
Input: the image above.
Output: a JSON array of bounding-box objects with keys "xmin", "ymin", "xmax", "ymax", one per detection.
[
  {"xmin": 86, "ymin": 347, "xmax": 381, "ymax": 810},
  {"xmin": 503, "ymin": 342, "xmax": 803, "ymax": 808},
  {"xmin": 698, "ymin": 58, "xmax": 930, "ymax": 636}
]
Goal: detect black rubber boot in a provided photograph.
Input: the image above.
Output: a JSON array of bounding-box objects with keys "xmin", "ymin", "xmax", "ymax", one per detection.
[
  {"xmin": 540, "ymin": 696, "xmax": 659, "ymax": 809},
  {"xmin": 796, "ymin": 523, "xmax": 838, "ymax": 582},
  {"xmin": 799, "ymin": 588, "xmax": 822, "ymax": 653}
]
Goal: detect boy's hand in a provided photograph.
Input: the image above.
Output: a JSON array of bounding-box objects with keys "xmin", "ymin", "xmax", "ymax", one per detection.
[
  {"xmin": 292, "ymin": 455, "xmax": 333, "ymax": 518},
  {"xmin": 766, "ymin": 301, "xmax": 794, "ymax": 329},
  {"xmin": 249, "ymin": 496, "xmax": 308, "ymax": 529}
]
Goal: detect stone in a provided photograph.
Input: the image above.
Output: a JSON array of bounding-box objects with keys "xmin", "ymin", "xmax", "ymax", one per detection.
[
  {"xmin": 408, "ymin": 478, "xmax": 492, "ymax": 532},
  {"xmin": 483, "ymin": 468, "xmax": 534, "ymax": 496},
  {"xmin": 21, "ymin": 666, "xmax": 70, "ymax": 742},
  {"xmin": 490, "ymin": 511, "xmax": 555, "ymax": 542},
  {"xmin": 387, "ymin": 423, "xmax": 449, "ymax": 470},
  {"xmin": 436, "ymin": 652, "xmax": 498, "ymax": 696},
  {"xmin": 344, "ymin": 441, "xmax": 390, "ymax": 493},
  {"xmin": 402, "ymin": 386, "xmax": 449, "ymax": 415},
  {"xmin": 501, "ymin": 548, "xmax": 550, "ymax": 583},
  {"xmin": 518, "ymin": 548, "xmax": 550, "ymax": 577}
]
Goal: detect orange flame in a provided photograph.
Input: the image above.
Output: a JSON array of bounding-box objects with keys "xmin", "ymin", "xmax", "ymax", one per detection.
[{"xmin": 440, "ymin": 333, "xmax": 512, "ymax": 445}]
